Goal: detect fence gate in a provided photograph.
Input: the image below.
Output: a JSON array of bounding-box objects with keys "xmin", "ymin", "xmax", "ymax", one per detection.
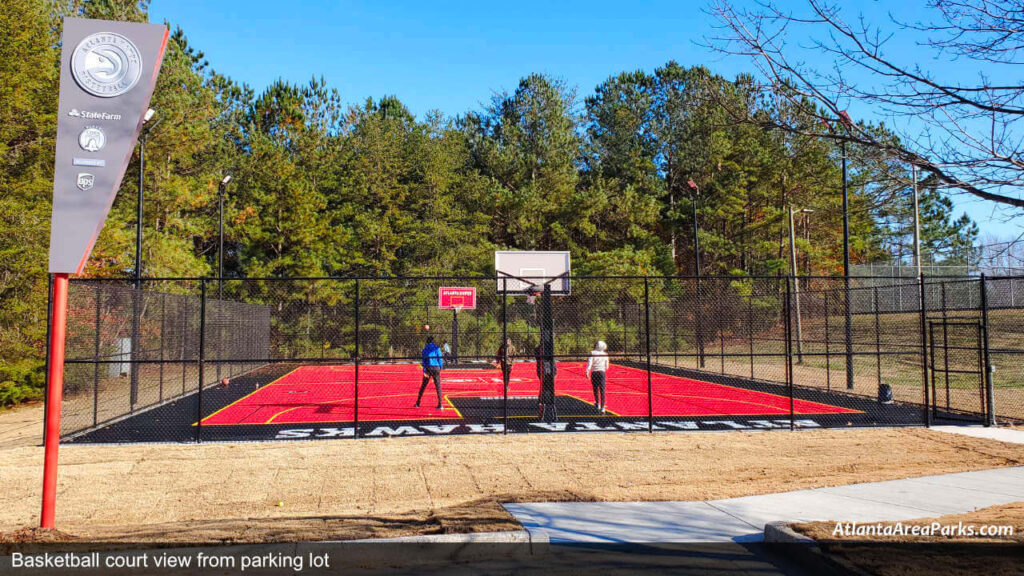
[{"xmin": 928, "ymin": 319, "xmax": 988, "ymax": 423}]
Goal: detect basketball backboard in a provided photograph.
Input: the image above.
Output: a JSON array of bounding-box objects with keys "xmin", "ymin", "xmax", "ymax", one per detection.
[
  {"xmin": 438, "ymin": 286, "xmax": 477, "ymax": 310},
  {"xmin": 495, "ymin": 251, "xmax": 571, "ymax": 295}
]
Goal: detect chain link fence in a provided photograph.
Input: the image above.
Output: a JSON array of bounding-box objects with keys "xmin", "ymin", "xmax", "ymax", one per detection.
[{"xmin": 56, "ymin": 274, "xmax": 1024, "ymax": 443}]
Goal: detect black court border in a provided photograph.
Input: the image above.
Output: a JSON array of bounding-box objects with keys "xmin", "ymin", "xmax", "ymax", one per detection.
[{"xmin": 64, "ymin": 361, "xmax": 937, "ymax": 443}]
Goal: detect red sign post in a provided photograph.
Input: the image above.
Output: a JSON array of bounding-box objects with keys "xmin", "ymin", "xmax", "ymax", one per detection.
[
  {"xmin": 438, "ymin": 287, "xmax": 475, "ymax": 364},
  {"xmin": 42, "ymin": 18, "xmax": 168, "ymax": 529}
]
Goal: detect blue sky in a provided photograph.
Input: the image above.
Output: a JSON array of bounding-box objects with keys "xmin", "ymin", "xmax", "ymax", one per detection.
[{"xmin": 149, "ymin": 0, "xmax": 1018, "ymax": 238}]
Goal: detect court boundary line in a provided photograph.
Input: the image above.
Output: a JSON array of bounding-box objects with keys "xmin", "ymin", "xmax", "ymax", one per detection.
[{"xmin": 196, "ymin": 363, "xmax": 862, "ymax": 427}]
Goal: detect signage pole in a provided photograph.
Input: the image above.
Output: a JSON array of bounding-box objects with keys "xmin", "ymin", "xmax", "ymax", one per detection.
[{"xmin": 41, "ymin": 273, "xmax": 70, "ymax": 529}]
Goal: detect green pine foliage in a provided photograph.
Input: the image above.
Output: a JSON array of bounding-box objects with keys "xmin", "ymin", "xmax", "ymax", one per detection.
[{"xmin": 0, "ymin": 1, "xmax": 980, "ymax": 407}]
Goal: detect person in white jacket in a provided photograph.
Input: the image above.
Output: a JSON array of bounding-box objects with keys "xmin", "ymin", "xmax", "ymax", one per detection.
[{"xmin": 585, "ymin": 340, "xmax": 609, "ymax": 413}]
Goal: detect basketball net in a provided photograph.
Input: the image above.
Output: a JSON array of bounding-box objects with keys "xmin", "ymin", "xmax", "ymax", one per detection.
[
  {"xmin": 453, "ymin": 304, "xmax": 463, "ymax": 314},
  {"xmin": 525, "ymin": 288, "xmax": 541, "ymax": 305}
]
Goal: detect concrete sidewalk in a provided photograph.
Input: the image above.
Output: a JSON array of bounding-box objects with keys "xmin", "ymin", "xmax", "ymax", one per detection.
[
  {"xmin": 504, "ymin": 465, "xmax": 1024, "ymax": 543},
  {"xmin": 932, "ymin": 424, "xmax": 1024, "ymax": 444}
]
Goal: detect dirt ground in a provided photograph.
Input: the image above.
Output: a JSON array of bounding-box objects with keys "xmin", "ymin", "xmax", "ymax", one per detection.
[
  {"xmin": 793, "ymin": 503, "xmax": 1024, "ymax": 576},
  {"xmin": 2, "ymin": 403, "xmax": 1024, "ymax": 544},
  {"xmin": 794, "ymin": 502, "xmax": 1023, "ymax": 544}
]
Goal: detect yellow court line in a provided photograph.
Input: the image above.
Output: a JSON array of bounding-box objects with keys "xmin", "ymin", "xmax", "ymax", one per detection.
[
  {"xmin": 195, "ymin": 367, "xmax": 301, "ymax": 425},
  {"xmin": 560, "ymin": 392, "xmax": 621, "ymax": 417},
  {"xmin": 259, "ymin": 392, "xmax": 464, "ymax": 426}
]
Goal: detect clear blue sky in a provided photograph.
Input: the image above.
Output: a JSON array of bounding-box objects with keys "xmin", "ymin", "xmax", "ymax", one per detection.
[{"xmin": 149, "ymin": 0, "xmax": 1018, "ymax": 238}]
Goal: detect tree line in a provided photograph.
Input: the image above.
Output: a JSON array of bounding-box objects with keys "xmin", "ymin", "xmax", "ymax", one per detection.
[{"xmin": 0, "ymin": 0, "xmax": 978, "ymax": 405}]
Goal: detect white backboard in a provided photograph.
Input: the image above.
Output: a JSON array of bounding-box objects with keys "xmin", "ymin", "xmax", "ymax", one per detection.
[{"xmin": 495, "ymin": 251, "xmax": 571, "ymax": 294}]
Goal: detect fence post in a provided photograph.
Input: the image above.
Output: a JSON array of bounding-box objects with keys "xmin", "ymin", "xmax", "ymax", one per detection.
[
  {"xmin": 696, "ymin": 276, "xmax": 705, "ymax": 368},
  {"xmin": 748, "ymin": 292, "xmax": 754, "ymax": 380},
  {"xmin": 874, "ymin": 287, "xmax": 882, "ymax": 389},
  {"xmin": 181, "ymin": 301, "xmax": 188, "ymax": 395},
  {"xmin": 784, "ymin": 277, "xmax": 794, "ymax": 430},
  {"xmin": 919, "ymin": 275, "xmax": 930, "ymax": 427},
  {"xmin": 502, "ymin": 277, "xmax": 508, "ymax": 435},
  {"xmin": 644, "ymin": 278, "xmax": 653, "ymax": 433},
  {"xmin": 979, "ymin": 274, "xmax": 996, "ymax": 426},
  {"xmin": 354, "ymin": 279, "xmax": 361, "ymax": 438},
  {"xmin": 844, "ymin": 276, "xmax": 854, "ymax": 390},
  {"xmin": 196, "ymin": 278, "xmax": 207, "ymax": 443},
  {"xmin": 159, "ymin": 292, "xmax": 166, "ymax": 401},
  {"xmin": 824, "ymin": 288, "xmax": 831, "ymax": 392},
  {"xmin": 93, "ymin": 286, "xmax": 101, "ymax": 427},
  {"xmin": 130, "ymin": 279, "xmax": 142, "ymax": 411}
]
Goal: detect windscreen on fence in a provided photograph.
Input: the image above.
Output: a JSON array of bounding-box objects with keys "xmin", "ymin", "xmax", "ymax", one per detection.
[{"xmin": 56, "ymin": 275, "xmax": 1024, "ymax": 443}]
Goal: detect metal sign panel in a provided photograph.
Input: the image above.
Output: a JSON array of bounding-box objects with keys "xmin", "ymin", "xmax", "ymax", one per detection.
[
  {"xmin": 439, "ymin": 287, "xmax": 477, "ymax": 310},
  {"xmin": 49, "ymin": 18, "xmax": 168, "ymax": 274}
]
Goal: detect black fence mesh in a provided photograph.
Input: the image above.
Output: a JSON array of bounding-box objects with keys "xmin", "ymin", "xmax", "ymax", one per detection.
[{"xmin": 56, "ymin": 275, "xmax": 1024, "ymax": 443}]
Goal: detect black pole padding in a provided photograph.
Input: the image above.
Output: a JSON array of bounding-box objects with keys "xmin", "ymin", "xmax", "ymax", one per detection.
[
  {"xmin": 538, "ymin": 285, "xmax": 557, "ymax": 422},
  {"xmin": 501, "ymin": 277, "xmax": 508, "ymax": 434},
  {"xmin": 354, "ymin": 279, "xmax": 361, "ymax": 438},
  {"xmin": 644, "ymin": 278, "xmax": 653, "ymax": 433}
]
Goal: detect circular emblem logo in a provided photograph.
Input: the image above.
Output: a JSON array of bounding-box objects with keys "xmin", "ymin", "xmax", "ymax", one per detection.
[
  {"xmin": 71, "ymin": 33, "xmax": 143, "ymax": 98},
  {"xmin": 78, "ymin": 126, "xmax": 106, "ymax": 152}
]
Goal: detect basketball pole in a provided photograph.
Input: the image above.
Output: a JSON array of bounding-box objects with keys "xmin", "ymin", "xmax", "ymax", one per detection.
[
  {"xmin": 451, "ymin": 308, "xmax": 459, "ymax": 364},
  {"xmin": 41, "ymin": 272, "xmax": 69, "ymax": 529}
]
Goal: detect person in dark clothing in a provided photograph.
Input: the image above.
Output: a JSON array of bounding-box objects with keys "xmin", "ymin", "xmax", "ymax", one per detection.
[
  {"xmin": 495, "ymin": 338, "xmax": 517, "ymax": 387},
  {"xmin": 416, "ymin": 336, "xmax": 445, "ymax": 409}
]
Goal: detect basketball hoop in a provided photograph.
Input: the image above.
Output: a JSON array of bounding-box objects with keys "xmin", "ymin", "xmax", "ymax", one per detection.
[
  {"xmin": 452, "ymin": 304, "xmax": 464, "ymax": 315},
  {"xmin": 525, "ymin": 288, "xmax": 541, "ymax": 305}
]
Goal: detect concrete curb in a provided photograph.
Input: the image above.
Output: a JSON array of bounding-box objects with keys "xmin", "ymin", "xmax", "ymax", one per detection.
[
  {"xmin": 0, "ymin": 532, "xmax": 548, "ymax": 573},
  {"xmin": 763, "ymin": 522, "xmax": 815, "ymax": 544},
  {"xmin": 762, "ymin": 523, "xmax": 872, "ymax": 576}
]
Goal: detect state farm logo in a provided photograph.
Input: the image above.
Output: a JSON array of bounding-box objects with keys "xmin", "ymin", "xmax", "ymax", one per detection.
[
  {"xmin": 71, "ymin": 32, "xmax": 143, "ymax": 98},
  {"xmin": 68, "ymin": 109, "xmax": 122, "ymax": 121}
]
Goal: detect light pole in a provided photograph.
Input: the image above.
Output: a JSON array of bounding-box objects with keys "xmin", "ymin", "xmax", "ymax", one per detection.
[
  {"xmin": 217, "ymin": 175, "xmax": 231, "ymax": 301},
  {"xmin": 826, "ymin": 111, "xmax": 856, "ymax": 390},
  {"xmin": 686, "ymin": 179, "xmax": 705, "ymax": 368},
  {"xmin": 130, "ymin": 108, "xmax": 156, "ymax": 408},
  {"xmin": 911, "ymin": 164, "xmax": 922, "ymax": 280},
  {"xmin": 135, "ymin": 108, "xmax": 156, "ymax": 285},
  {"xmin": 216, "ymin": 174, "xmax": 231, "ymax": 383},
  {"xmin": 789, "ymin": 206, "xmax": 814, "ymax": 364}
]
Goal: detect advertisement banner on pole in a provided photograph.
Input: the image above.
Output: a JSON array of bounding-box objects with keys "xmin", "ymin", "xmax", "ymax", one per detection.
[{"xmin": 48, "ymin": 17, "xmax": 169, "ymax": 274}]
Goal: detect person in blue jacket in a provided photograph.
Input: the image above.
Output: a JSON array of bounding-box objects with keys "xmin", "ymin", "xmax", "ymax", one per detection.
[{"xmin": 416, "ymin": 336, "xmax": 445, "ymax": 409}]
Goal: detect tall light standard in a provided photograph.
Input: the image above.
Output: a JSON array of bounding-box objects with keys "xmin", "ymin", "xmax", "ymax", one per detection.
[
  {"xmin": 911, "ymin": 164, "xmax": 922, "ymax": 279},
  {"xmin": 789, "ymin": 206, "xmax": 814, "ymax": 363},
  {"xmin": 217, "ymin": 174, "xmax": 232, "ymax": 301},
  {"xmin": 216, "ymin": 174, "xmax": 231, "ymax": 383},
  {"xmin": 825, "ymin": 111, "xmax": 856, "ymax": 390},
  {"xmin": 130, "ymin": 108, "xmax": 156, "ymax": 408},
  {"xmin": 686, "ymin": 179, "xmax": 705, "ymax": 368},
  {"xmin": 135, "ymin": 108, "xmax": 157, "ymax": 285}
]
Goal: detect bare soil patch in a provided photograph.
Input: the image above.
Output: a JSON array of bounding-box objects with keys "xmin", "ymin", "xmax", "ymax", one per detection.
[
  {"xmin": 794, "ymin": 501, "xmax": 1023, "ymax": 544},
  {"xmin": 1, "ymin": 427, "xmax": 1022, "ymax": 543},
  {"xmin": 793, "ymin": 503, "xmax": 1024, "ymax": 576}
]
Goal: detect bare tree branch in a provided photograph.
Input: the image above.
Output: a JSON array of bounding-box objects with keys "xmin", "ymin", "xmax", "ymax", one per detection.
[{"xmin": 706, "ymin": 0, "xmax": 1024, "ymax": 210}]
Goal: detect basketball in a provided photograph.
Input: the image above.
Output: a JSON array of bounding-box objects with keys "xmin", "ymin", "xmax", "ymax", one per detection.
[
  {"xmin": 221, "ymin": 378, "xmax": 229, "ymax": 388},
  {"xmin": 423, "ymin": 324, "xmax": 430, "ymax": 332}
]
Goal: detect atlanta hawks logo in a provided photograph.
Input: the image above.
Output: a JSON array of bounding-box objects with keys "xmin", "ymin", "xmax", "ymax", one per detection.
[{"xmin": 71, "ymin": 33, "xmax": 142, "ymax": 98}]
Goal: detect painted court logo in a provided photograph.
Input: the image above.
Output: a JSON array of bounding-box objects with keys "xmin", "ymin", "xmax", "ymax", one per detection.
[{"xmin": 71, "ymin": 32, "xmax": 143, "ymax": 98}]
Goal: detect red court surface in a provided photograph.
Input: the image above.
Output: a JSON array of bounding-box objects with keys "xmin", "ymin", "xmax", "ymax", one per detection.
[{"xmin": 201, "ymin": 363, "xmax": 860, "ymax": 426}]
